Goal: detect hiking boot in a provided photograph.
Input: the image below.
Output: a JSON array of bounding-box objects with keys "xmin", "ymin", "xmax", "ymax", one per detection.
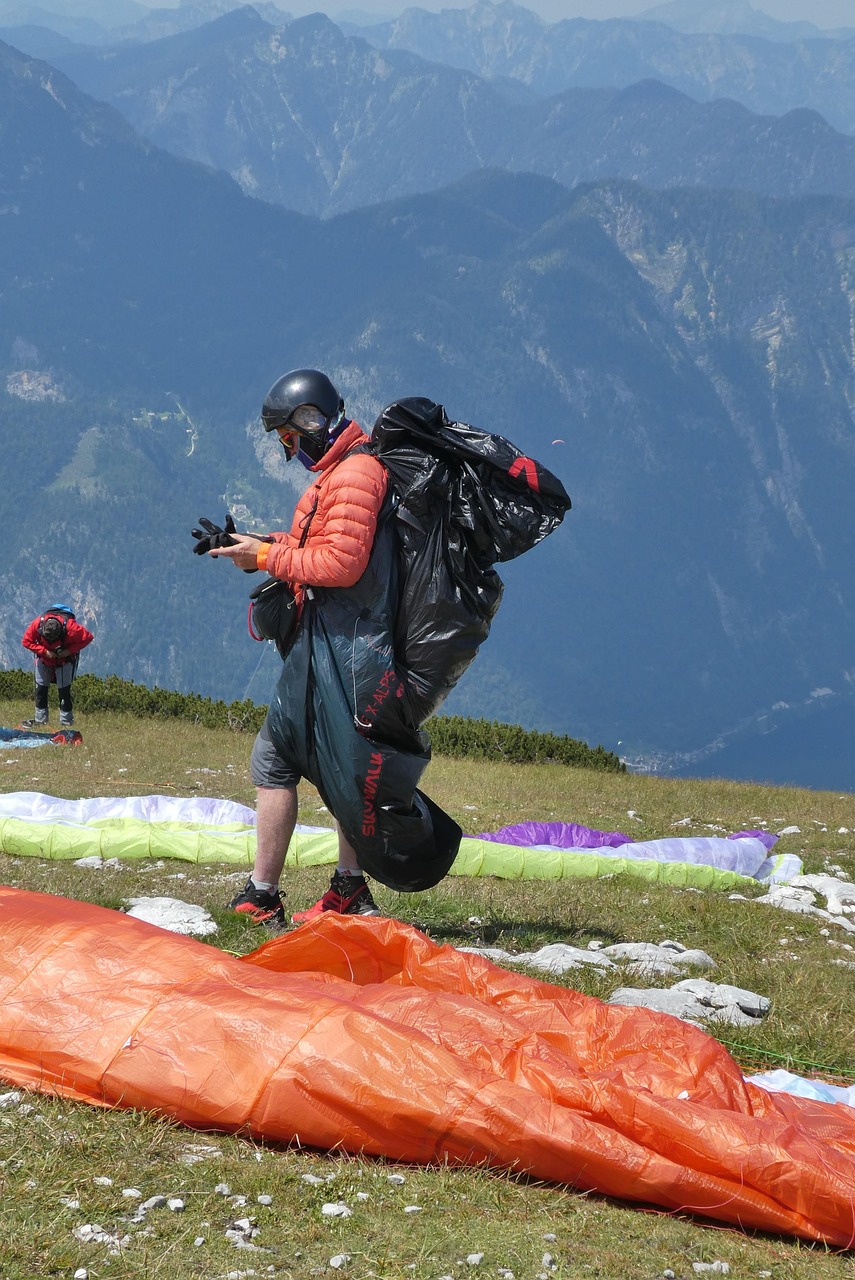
[
  {"xmin": 291, "ymin": 871, "xmax": 381, "ymax": 924},
  {"xmin": 59, "ymin": 713, "xmax": 74, "ymax": 727},
  {"xmin": 20, "ymin": 717, "xmax": 48, "ymax": 729},
  {"xmin": 228, "ymin": 878, "xmax": 286, "ymax": 929}
]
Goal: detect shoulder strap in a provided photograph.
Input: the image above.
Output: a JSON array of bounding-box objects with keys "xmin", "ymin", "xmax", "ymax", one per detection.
[{"xmin": 297, "ymin": 492, "xmax": 320, "ymax": 547}]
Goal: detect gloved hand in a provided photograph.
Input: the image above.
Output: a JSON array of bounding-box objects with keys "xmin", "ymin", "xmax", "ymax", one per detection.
[{"xmin": 192, "ymin": 513, "xmax": 238, "ymax": 555}]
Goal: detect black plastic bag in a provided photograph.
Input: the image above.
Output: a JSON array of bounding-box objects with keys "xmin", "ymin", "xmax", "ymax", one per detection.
[{"xmin": 368, "ymin": 397, "xmax": 571, "ymax": 723}]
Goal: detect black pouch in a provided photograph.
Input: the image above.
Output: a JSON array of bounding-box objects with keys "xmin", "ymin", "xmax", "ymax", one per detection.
[{"xmin": 248, "ymin": 577, "xmax": 299, "ymax": 659}]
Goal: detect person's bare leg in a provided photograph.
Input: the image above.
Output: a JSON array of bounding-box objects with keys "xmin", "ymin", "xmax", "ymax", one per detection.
[
  {"xmin": 334, "ymin": 821, "xmax": 361, "ymax": 873},
  {"xmin": 252, "ymin": 785, "xmax": 298, "ymax": 885}
]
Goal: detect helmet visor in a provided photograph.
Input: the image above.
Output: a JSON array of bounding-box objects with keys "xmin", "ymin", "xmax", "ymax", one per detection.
[
  {"xmin": 287, "ymin": 405, "xmax": 328, "ymax": 437},
  {"xmin": 275, "ymin": 405, "xmax": 330, "ymax": 461}
]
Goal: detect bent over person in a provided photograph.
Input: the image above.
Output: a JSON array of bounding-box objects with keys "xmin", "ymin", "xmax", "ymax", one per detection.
[
  {"xmin": 21, "ymin": 604, "xmax": 93, "ymax": 727},
  {"xmin": 209, "ymin": 369, "xmax": 388, "ymax": 928}
]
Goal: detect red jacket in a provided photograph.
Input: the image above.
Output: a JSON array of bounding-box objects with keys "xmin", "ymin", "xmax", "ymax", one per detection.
[
  {"xmin": 22, "ymin": 615, "xmax": 94, "ymax": 668},
  {"xmin": 256, "ymin": 421, "xmax": 388, "ymax": 592}
]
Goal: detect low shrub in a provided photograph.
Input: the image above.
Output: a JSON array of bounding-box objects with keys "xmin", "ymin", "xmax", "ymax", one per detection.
[{"xmin": 0, "ymin": 670, "xmax": 621, "ymax": 769}]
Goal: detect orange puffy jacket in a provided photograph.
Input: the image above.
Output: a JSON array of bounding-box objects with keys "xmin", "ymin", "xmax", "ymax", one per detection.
[{"xmin": 257, "ymin": 421, "xmax": 387, "ymax": 591}]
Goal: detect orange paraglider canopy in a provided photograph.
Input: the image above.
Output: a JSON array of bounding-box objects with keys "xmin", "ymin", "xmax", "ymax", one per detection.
[{"xmin": 0, "ymin": 887, "xmax": 853, "ymax": 1247}]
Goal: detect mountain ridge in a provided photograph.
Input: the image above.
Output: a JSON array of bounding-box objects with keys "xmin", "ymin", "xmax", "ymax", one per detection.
[
  {"xmin": 2, "ymin": 35, "xmax": 854, "ymax": 787},
  {"xmin": 37, "ymin": 13, "xmax": 855, "ymax": 219}
]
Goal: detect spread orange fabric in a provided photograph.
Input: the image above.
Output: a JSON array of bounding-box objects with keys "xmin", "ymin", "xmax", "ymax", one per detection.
[
  {"xmin": 261, "ymin": 422, "xmax": 387, "ymax": 587},
  {"xmin": 0, "ymin": 887, "xmax": 853, "ymax": 1247}
]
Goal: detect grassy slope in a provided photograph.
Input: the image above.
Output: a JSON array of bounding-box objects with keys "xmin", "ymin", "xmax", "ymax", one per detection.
[{"xmin": 0, "ymin": 699, "xmax": 853, "ymax": 1279}]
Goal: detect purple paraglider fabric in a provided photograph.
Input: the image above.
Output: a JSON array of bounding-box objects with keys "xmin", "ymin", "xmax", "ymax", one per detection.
[
  {"xmin": 479, "ymin": 821, "xmax": 780, "ymax": 854},
  {"xmin": 478, "ymin": 821, "xmax": 632, "ymax": 848}
]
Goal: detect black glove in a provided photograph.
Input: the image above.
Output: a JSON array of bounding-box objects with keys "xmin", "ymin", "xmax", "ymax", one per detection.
[{"xmin": 191, "ymin": 513, "xmax": 237, "ymax": 555}]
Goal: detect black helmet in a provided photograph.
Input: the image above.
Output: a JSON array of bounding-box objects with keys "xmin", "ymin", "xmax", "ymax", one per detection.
[{"xmin": 261, "ymin": 368, "xmax": 345, "ymax": 464}]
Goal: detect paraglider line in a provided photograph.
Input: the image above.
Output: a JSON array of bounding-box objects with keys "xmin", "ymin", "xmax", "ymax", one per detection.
[{"xmin": 242, "ymin": 641, "xmax": 272, "ymax": 704}]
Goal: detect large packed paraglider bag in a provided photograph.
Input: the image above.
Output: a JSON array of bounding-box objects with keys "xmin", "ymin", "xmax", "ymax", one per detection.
[
  {"xmin": 368, "ymin": 397, "xmax": 572, "ymax": 724},
  {"xmin": 248, "ymin": 576, "xmax": 299, "ymax": 660}
]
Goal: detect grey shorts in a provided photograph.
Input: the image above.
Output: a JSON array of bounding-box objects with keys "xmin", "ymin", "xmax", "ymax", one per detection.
[
  {"xmin": 250, "ymin": 717, "xmax": 301, "ymax": 789},
  {"xmin": 35, "ymin": 656, "xmax": 78, "ymax": 689}
]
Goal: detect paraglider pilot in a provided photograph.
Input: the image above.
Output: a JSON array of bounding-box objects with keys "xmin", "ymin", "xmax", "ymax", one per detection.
[
  {"xmin": 200, "ymin": 369, "xmax": 388, "ymax": 928},
  {"xmin": 21, "ymin": 604, "xmax": 93, "ymax": 727}
]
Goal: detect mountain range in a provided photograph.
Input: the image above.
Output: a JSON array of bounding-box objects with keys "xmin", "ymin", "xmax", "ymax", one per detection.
[
  {"xmin": 1, "ymin": 11, "xmax": 854, "ymax": 789},
  {"xmin": 27, "ymin": 9, "xmax": 855, "ymax": 219},
  {"xmin": 635, "ymin": 0, "xmax": 855, "ymax": 42},
  {"xmin": 4, "ymin": 1, "xmax": 855, "ymax": 136},
  {"xmin": 354, "ymin": 1, "xmax": 855, "ymax": 135}
]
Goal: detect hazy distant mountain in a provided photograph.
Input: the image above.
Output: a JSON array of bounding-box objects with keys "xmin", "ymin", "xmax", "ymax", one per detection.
[
  {"xmin": 109, "ymin": 0, "xmax": 291, "ymax": 44},
  {"xmin": 0, "ymin": 0, "xmax": 147, "ymax": 20},
  {"xmin": 0, "ymin": 20, "xmax": 76, "ymax": 55},
  {"xmin": 0, "ymin": 1, "xmax": 292, "ymax": 48},
  {"xmin": 2, "ymin": 38, "xmax": 854, "ymax": 785},
  {"xmin": 49, "ymin": 12, "xmax": 855, "ymax": 217},
  {"xmin": 0, "ymin": 3, "xmax": 109, "ymax": 42},
  {"xmin": 636, "ymin": 0, "xmax": 854, "ymax": 42},
  {"xmin": 357, "ymin": 0, "xmax": 855, "ymax": 135}
]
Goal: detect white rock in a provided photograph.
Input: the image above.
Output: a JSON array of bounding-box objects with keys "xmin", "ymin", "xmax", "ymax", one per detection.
[
  {"xmin": 257, "ymin": 1194, "xmax": 273, "ymax": 1205},
  {"xmin": 461, "ymin": 942, "xmax": 614, "ymax": 974},
  {"xmin": 466, "ymin": 1253, "xmax": 484, "ymax": 1265},
  {"xmin": 754, "ymin": 884, "xmax": 855, "ymax": 933},
  {"xmin": 193, "ymin": 1237, "xmax": 205, "ymax": 1246},
  {"xmin": 73, "ymin": 1224, "xmax": 129, "ymax": 1251},
  {"xmin": 139, "ymin": 1194, "xmax": 168, "ymax": 1212},
  {"xmin": 386, "ymin": 1173, "xmax": 406, "ymax": 1185},
  {"xmin": 215, "ymin": 1182, "xmax": 232, "ymax": 1195},
  {"xmin": 602, "ymin": 942, "xmax": 715, "ymax": 975},
  {"xmin": 403, "ymin": 1204, "xmax": 423, "ymax": 1213},
  {"xmin": 167, "ymin": 1197, "xmax": 186, "ymax": 1212},
  {"xmin": 776, "ymin": 826, "xmax": 801, "ymax": 835},
  {"xmin": 673, "ymin": 979, "xmax": 770, "ymax": 1019},
  {"xmin": 121, "ymin": 1188, "xmax": 142, "ymax": 1199},
  {"xmin": 608, "ymin": 987, "xmax": 710, "ymax": 1024},
  {"xmin": 74, "ymin": 1270, "xmax": 89, "ymax": 1280},
  {"xmin": 321, "ymin": 1202, "xmax": 352, "ymax": 1218},
  {"xmin": 692, "ymin": 1264, "xmax": 730, "ymax": 1275},
  {"xmin": 329, "ymin": 1255, "xmax": 351, "ymax": 1269},
  {"xmin": 92, "ymin": 1176, "xmax": 113, "ymax": 1187},
  {"xmin": 180, "ymin": 1142, "xmax": 221, "ymax": 1164},
  {"xmin": 123, "ymin": 896, "xmax": 218, "ymax": 936},
  {"xmin": 301, "ymin": 1174, "xmax": 325, "ymax": 1185},
  {"xmin": 60, "ymin": 1197, "xmax": 81, "ymax": 1209},
  {"xmin": 0, "ymin": 1091, "xmax": 22, "ymax": 1108}
]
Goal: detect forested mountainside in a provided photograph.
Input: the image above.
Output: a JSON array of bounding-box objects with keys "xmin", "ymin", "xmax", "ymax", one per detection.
[{"xmin": 1, "ymin": 28, "xmax": 854, "ymax": 784}]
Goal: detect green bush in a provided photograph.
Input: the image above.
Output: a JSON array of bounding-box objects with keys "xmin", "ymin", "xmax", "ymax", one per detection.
[
  {"xmin": 426, "ymin": 714, "xmax": 624, "ymax": 771},
  {"xmin": 0, "ymin": 669, "xmax": 266, "ymax": 734},
  {"xmin": 0, "ymin": 671, "xmax": 622, "ymax": 770}
]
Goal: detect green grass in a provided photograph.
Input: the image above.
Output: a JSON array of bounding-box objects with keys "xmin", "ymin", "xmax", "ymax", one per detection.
[{"xmin": 1, "ymin": 697, "xmax": 854, "ymax": 1279}]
